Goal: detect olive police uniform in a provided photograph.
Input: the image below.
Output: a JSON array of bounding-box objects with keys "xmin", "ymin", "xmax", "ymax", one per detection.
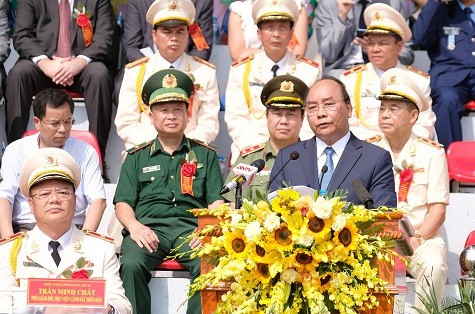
[
  {"xmin": 114, "ymin": 69, "xmax": 223, "ymax": 314},
  {"xmin": 372, "ymin": 68, "xmax": 449, "ymax": 309}
]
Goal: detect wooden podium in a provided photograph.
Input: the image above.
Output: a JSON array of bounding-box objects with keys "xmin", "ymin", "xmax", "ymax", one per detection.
[{"xmin": 194, "ymin": 210, "xmax": 405, "ymax": 314}]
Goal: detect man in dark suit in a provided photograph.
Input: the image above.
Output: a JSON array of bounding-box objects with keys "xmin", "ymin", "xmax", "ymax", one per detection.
[
  {"xmin": 5, "ymin": 0, "xmax": 118, "ymax": 163},
  {"xmin": 0, "ymin": 0, "xmax": 10, "ymax": 103},
  {"xmin": 269, "ymin": 76, "xmax": 397, "ymax": 208},
  {"xmin": 412, "ymin": 0, "xmax": 475, "ymax": 149}
]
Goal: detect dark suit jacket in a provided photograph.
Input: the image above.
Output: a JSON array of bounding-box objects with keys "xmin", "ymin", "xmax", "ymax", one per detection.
[
  {"xmin": 412, "ymin": 0, "xmax": 475, "ymax": 90},
  {"xmin": 269, "ymin": 134, "xmax": 397, "ymax": 208},
  {"xmin": 13, "ymin": 0, "xmax": 118, "ymax": 70},
  {"xmin": 121, "ymin": 0, "xmax": 213, "ymax": 62}
]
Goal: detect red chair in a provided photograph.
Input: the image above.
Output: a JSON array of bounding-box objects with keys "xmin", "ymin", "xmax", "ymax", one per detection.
[
  {"xmin": 22, "ymin": 129, "xmax": 102, "ymax": 168},
  {"xmin": 151, "ymin": 260, "xmax": 191, "ymax": 279},
  {"xmin": 446, "ymin": 141, "xmax": 475, "ymax": 192},
  {"xmin": 465, "ymin": 100, "xmax": 475, "ymax": 112}
]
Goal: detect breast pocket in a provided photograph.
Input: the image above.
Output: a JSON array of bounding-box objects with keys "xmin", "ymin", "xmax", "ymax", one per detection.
[
  {"xmin": 408, "ymin": 169, "xmax": 428, "ymax": 206},
  {"xmin": 138, "ymin": 170, "xmax": 166, "ymax": 196}
]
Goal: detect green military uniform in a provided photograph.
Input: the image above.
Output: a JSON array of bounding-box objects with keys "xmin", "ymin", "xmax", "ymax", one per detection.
[
  {"xmin": 223, "ymin": 141, "xmax": 277, "ymax": 202},
  {"xmin": 115, "ymin": 137, "xmax": 223, "ymax": 314},
  {"xmin": 114, "ymin": 67, "xmax": 223, "ymax": 314}
]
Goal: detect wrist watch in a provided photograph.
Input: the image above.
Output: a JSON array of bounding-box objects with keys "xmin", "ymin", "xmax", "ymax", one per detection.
[{"xmin": 415, "ymin": 232, "xmax": 426, "ymax": 245}]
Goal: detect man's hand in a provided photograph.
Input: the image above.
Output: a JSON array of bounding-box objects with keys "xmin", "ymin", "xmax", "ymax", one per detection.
[
  {"xmin": 189, "ymin": 235, "xmax": 202, "ymax": 249},
  {"xmin": 353, "ymin": 36, "xmax": 369, "ymax": 53},
  {"xmin": 128, "ymin": 221, "xmax": 160, "ymax": 253},
  {"xmin": 337, "ymin": 0, "xmax": 354, "ymax": 22},
  {"xmin": 52, "ymin": 57, "xmax": 87, "ymax": 86},
  {"xmin": 37, "ymin": 58, "xmax": 70, "ymax": 81}
]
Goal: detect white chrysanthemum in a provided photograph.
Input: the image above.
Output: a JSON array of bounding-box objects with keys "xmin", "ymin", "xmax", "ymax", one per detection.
[
  {"xmin": 311, "ymin": 196, "xmax": 333, "ymax": 219},
  {"xmin": 244, "ymin": 221, "xmax": 262, "ymax": 240},
  {"xmin": 297, "ymin": 233, "xmax": 314, "ymax": 247},
  {"xmin": 263, "ymin": 212, "xmax": 281, "ymax": 232},
  {"xmin": 332, "ymin": 214, "xmax": 347, "ymax": 231},
  {"xmin": 281, "ymin": 268, "xmax": 299, "ymax": 283},
  {"xmin": 230, "ymin": 213, "xmax": 243, "ymax": 224}
]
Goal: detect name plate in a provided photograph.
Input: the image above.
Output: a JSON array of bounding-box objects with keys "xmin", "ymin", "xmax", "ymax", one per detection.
[{"xmin": 27, "ymin": 278, "xmax": 106, "ymax": 307}]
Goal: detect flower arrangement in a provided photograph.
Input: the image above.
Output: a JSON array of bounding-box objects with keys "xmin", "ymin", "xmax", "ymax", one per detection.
[
  {"xmin": 189, "ymin": 189, "xmax": 398, "ymax": 314},
  {"xmin": 73, "ymin": 5, "xmax": 93, "ymax": 47},
  {"xmin": 180, "ymin": 150, "xmax": 202, "ymax": 196},
  {"xmin": 394, "ymin": 159, "xmax": 422, "ymax": 203},
  {"xmin": 62, "ymin": 257, "xmax": 93, "ymax": 279}
]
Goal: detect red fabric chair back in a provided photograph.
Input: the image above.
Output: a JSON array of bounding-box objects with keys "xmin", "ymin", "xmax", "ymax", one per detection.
[{"xmin": 446, "ymin": 141, "xmax": 475, "ymax": 183}]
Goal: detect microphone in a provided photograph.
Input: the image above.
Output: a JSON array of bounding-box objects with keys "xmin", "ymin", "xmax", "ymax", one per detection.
[
  {"xmin": 268, "ymin": 151, "xmax": 300, "ymax": 188},
  {"xmin": 219, "ymin": 159, "xmax": 265, "ymax": 195},
  {"xmin": 318, "ymin": 165, "xmax": 328, "ymax": 195},
  {"xmin": 351, "ymin": 179, "xmax": 375, "ymax": 209}
]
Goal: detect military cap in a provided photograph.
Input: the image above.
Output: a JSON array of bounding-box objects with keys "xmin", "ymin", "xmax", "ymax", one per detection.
[
  {"xmin": 252, "ymin": 0, "xmax": 299, "ymax": 25},
  {"xmin": 146, "ymin": 0, "xmax": 195, "ymax": 27},
  {"xmin": 141, "ymin": 68, "xmax": 194, "ymax": 107},
  {"xmin": 378, "ymin": 68, "xmax": 429, "ymax": 112},
  {"xmin": 261, "ymin": 74, "xmax": 308, "ymax": 109},
  {"xmin": 364, "ymin": 3, "xmax": 411, "ymax": 42},
  {"xmin": 19, "ymin": 148, "xmax": 81, "ymax": 197}
]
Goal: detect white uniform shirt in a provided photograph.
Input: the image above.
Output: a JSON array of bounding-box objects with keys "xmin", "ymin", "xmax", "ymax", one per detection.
[{"xmin": 0, "ymin": 134, "xmax": 105, "ymax": 225}]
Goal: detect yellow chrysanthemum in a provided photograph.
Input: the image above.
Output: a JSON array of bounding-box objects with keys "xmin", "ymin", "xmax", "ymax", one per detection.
[{"xmin": 224, "ymin": 229, "xmax": 248, "ymax": 259}]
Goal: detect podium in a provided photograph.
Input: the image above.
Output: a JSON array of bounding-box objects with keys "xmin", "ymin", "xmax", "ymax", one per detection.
[{"xmin": 194, "ymin": 210, "xmax": 405, "ymax": 314}]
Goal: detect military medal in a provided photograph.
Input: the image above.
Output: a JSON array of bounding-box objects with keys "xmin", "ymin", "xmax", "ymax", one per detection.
[{"xmin": 443, "ymin": 26, "xmax": 460, "ymax": 51}]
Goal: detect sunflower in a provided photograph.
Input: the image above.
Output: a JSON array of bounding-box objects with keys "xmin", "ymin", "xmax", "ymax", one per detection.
[
  {"xmin": 224, "ymin": 229, "xmax": 248, "ymax": 259},
  {"xmin": 333, "ymin": 219, "xmax": 360, "ymax": 256},
  {"xmin": 291, "ymin": 248, "xmax": 316, "ymax": 273},
  {"xmin": 318, "ymin": 272, "xmax": 334, "ymax": 292},
  {"xmin": 253, "ymin": 262, "xmax": 272, "ymax": 284},
  {"xmin": 302, "ymin": 210, "xmax": 332, "ymax": 243},
  {"xmin": 270, "ymin": 223, "xmax": 294, "ymax": 252}
]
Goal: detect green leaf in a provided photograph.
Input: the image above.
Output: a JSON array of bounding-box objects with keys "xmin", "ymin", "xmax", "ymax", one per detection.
[
  {"xmin": 76, "ymin": 257, "xmax": 86, "ymax": 268},
  {"xmin": 62, "ymin": 270, "xmax": 72, "ymax": 278},
  {"xmin": 87, "ymin": 270, "xmax": 93, "ymax": 277}
]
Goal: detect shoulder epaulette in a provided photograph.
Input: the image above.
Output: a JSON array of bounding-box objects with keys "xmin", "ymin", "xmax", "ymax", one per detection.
[
  {"xmin": 296, "ymin": 55, "xmax": 319, "ymax": 68},
  {"xmin": 191, "ymin": 139, "xmax": 217, "ymax": 151},
  {"xmin": 83, "ymin": 230, "xmax": 114, "ymax": 243},
  {"xmin": 407, "ymin": 66, "xmax": 429, "ymax": 78},
  {"xmin": 192, "ymin": 56, "xmax": 216, "ymax": 69},
  {"xmin": 240, "ymin": 143, "xmax": 266, "ymax": 157},
  {"xmin": 366, "ymin": 135, "xmax": 382, "ymax": 143},
  {"xmin": 126, "ymin": 141, "xmax": 153, "ymax": 154},
  {"xmin": 232, "ymin": 55, "xmax": 254, "ymax": 67},
  {"xmin": 125, "ymin": 57, "xmax": 150, "ymax": 69},
  {"xmin": 418, "ymin": 137, "xmax": 443, "ymax": 150},
  {"xmin": 0, "ymin": 232, "xmax": 27, "ymax": 245},
  {"xmin": 343, "ymin": 64, "xmax": 366, "ymax": 76}
]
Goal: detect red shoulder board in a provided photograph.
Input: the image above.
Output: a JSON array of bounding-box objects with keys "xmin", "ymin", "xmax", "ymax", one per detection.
[
  {"xmin": 232, "ymin": 55, "xmax": 254, "ymax": 67},
  {"xmin": 127, "ymin": 141, "xmax": 153, "ymax": 155},
  {"xmin": 83, "ymin": 230, "xmax": 114, "ymax": 243},
  {"xmin": 240, "ymin": 143, "xmax": 265, "ymax": 157},
  {"xmin": 343, "ymin": 64, "xmax": 366, "ymax": 76},
  {"xmin": 0, "ymin": 232, "xmax": 27, "ymax": 245},
  {"xmin": 407, "ymin": 66, "xmax": 429, "ymax": 78},
  {"xmin": 191, "ymin": 139, "xmax": 217, "ymax": 151},
  {"xmin": 418, "ymin": 137, "xmax": 443, "ymax": 150},
  {"xmin": 296, "ymin": 55, "xmax": 319, "ymax": 68},
  {"xmin": 366, "ymin": 135, "xmax": 382, "ymax": 143},
  {"xmin": 125, "ymin": 57, "xmax": 150, "ymax": 69},
  {"xmin": 192, "ymin": 56, "xmax": 216, "ymax": 69}
]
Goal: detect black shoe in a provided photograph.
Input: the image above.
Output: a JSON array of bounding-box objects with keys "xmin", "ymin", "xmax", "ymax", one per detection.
[{"xmin": 102, "ymin": 163, "xmax": 111, "ymax": 183}]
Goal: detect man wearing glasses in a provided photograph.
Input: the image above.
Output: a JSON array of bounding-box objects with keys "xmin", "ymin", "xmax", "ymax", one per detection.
[
  {"xmin": 0, "ymin": 88, "xmax": 106, "ymax": 238},
  {"xmin": 269, "ymin": 76, "xmax": 396, "ymax": 208}
]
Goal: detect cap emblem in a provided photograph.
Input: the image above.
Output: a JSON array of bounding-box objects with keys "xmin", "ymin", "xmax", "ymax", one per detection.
[
  {"xmin": 271, "ymin": 0, "xmax": 279, "ymax": 5},
  {"xmin": 45, "ymin": 155, "xmax": 58, "ymax": 167},
  {"xmin": 280, "ymin": 80, "xmax": 294, "ymax": 93},
  {"xmin": 163, "ymin": 74, "xmax": 178, "ymax": 89},
  {"xmin": 374, "ymin": 11, "xmax": 383, "ymax": 20},
  {"xmin": 168, "ymin": 0, "xmax": 179, "ymax": 10},
  {"xmin": 389, "ymin": 75, "xmax": 397, "ymax": 85}
]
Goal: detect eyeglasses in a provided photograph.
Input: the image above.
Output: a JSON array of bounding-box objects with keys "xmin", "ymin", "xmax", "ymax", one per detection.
[
  {"xmin": 31, "ymin": 188, "xmax": 74, "ymax": 201},
  {"xmin": 41, "ymin": 117, "xmax": 75, "ymax": 130},
  {"xmin": 379, "ymin": 106, "xmax": 411, "ymax": 116},
  {"xmin": 306, "ymin": 100, "xmax": 343, "ymax": 116}
]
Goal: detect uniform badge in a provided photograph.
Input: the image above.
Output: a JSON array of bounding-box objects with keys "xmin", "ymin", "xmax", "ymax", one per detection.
[
  {"xmin": 163, "ymin": 74, "xmax": 178, "ymax": 89},
  {"xmin": 30, "ymin": 241, "xmax": 40, "ymax": 253},
  {"xmin": 142, "ymin": 165, "xmax": 161, "ymax": 173},
  {"xmin": 74, "ymin": 242, "xmax": 82, "ymax": 251},
  {"xmin": 23, "ymin": 261, "xmax": 44, "ymax": 268},
  {"xmin": 443, "ymin": 26, "xmax": 460, "ymax": 51},
  {"xmin": 280, "ymin": 80, "xmax": 294, "ymax": 93}
]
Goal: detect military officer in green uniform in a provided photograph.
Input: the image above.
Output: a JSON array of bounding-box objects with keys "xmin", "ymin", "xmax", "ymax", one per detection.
[
  {"xmin": 114, "ymin": 69, "xmax": 224, "ymax": 314},
  {"xmin": 223, "ymin": 74, "xmax": 308, "ymax": 204}
]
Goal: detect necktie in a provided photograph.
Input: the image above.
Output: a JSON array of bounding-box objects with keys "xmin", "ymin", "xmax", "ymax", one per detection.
[
  {"xmin": 49, "ymin": 240, "xmax": 61, "ymax": 266},
  {"xmin": 56, "ymin": 0, "xmax": 71, "ymax": 58},
  {"xmin": 358, "ymin": 0, "xmax": 369, "ymax": 30},
  {"xmin": 271, "ymin": 64, "xmax": 279, "ymax": 77},
  {"xmin": 169, "ymin": 64, "xmax": 174, "ymax": 68},
  {"xmin": 464, "ymin": 7, "xmax": 474, "ymax": 29},
  {"xmin": 320, "ymin": 147, "xmax": 335, "ymax": 191}
]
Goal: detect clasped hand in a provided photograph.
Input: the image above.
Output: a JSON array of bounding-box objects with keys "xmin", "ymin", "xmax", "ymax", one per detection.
[{"xmin": 38, "ymin": 57, "xmax": 87, "ymax": 87}]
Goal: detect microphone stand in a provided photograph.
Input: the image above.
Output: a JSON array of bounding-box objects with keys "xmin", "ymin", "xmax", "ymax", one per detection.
[{"xmin": 235, "ymin": 183, "xmax": 244, "ymax": 209}]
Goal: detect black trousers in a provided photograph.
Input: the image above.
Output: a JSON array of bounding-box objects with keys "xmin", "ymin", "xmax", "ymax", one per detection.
[{"xmin": 4, "ymin": 59, "xmax": 114, "ymax": 158}]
